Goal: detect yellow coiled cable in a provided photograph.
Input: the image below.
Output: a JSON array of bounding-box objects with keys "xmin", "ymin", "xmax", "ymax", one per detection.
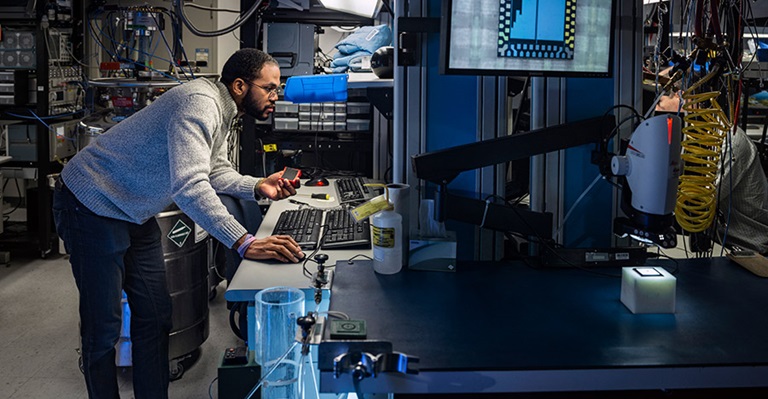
[{"xmin": 675, "ymin": 90, "xmax": 730, "ymax": 232}]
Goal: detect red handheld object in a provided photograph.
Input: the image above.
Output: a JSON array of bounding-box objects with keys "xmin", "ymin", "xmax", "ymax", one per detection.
[{"xmin": 281, "ymin": 167, "xmax": 301, "ymax": 187}]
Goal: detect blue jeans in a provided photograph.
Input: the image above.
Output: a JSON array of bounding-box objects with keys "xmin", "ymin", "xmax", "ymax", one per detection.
[
  {"xmin": 53, "ymin": 181, "xmax": 172, "ymax": 399},
  {"xmin": 218, "ymin": 194, "xmax": 263, "ymax": 283}
]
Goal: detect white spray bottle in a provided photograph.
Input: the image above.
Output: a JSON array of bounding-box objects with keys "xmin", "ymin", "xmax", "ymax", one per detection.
[{"xmin": 370, "ymin": 186, "xmax": 402, "ymax": 274}]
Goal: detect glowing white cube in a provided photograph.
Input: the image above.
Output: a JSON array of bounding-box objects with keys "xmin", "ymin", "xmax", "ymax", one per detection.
[{"xmin": 620, "ymin": 267, "xmax": 676, "ymax": 314}]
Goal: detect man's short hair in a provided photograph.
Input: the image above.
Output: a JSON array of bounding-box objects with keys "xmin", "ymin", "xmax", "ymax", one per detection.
[{"xmin": 221, "ymin": 48, "xmax": 278, "ymax": 85}]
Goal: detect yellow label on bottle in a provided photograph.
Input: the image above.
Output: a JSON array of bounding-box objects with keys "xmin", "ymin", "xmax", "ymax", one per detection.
[
  {"xmin": 372, "ymin": 225, "xmax": 396, "ymax": 248},
  {"xmin": 350, "ymin": 195, "xmax": 391, "ymax": 222}
]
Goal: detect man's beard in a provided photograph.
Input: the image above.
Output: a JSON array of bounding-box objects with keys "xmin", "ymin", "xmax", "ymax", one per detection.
[{"xmin": 242, "ymin": 88, "xmax": 270, "ymax": 121}]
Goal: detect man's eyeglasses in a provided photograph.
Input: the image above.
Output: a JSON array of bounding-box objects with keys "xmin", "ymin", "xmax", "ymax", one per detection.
[{"xmin": 248, "ymin": 81, "xmax": 283, "ymax": 98}]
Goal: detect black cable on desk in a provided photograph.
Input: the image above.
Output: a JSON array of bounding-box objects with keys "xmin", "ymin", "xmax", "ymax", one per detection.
[{"xmin": 302, "ymin": 223, "xmax": 332, "ymax": 278}]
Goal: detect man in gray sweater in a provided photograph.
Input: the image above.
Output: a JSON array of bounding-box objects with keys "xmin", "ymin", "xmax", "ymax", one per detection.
[{"xmin": 52, "ymin": 48, "xmax": 303, "ymax": 398}]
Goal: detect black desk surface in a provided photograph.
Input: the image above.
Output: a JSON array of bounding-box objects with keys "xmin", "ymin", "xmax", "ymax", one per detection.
[{"xmin": 318, "ymin": 257, "xmax": 768, "ymax": 394}]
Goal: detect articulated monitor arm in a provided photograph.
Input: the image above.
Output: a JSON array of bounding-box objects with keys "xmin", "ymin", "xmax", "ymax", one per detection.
[{"xmin": 411, "ymin": 117, "xmax": 612, "ymax": 239}]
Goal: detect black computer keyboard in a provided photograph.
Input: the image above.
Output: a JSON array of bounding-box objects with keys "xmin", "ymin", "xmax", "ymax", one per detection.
[
  {"xmin": 335, "ymin": 177, "xmax": 376, "ymax": 203},
  {"xmin": 271, "ymin": 208, "xmax": 323, "ymax": 250},
  {"xmin": 321, "ymin": 208, "xmax": 371, "ymax": 249},
  {"xmin": 271, "ymin": 207, "xmax": 371, "ymax": 250}
]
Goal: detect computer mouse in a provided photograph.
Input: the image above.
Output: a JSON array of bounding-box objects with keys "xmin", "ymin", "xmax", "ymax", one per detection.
[{"xmin": 306, "ymin": 177, "xmax": 329, "ymax": 187}]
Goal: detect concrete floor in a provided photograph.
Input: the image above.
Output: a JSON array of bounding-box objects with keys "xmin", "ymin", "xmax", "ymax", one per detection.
[{"xmin": 0, "ymin": 251, "xmax": 241, "ymax": 399}]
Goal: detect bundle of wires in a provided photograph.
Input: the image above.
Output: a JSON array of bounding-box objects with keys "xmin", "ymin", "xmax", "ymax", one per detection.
[{"xmin": 656, "ymin": 0, "xmax": 764, "ymax": 255}]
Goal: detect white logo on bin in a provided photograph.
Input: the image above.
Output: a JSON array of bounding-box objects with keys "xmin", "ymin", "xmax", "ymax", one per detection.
[{"xmin": 168, "ymin": 219, "xmax": 191, "ymax": 248}]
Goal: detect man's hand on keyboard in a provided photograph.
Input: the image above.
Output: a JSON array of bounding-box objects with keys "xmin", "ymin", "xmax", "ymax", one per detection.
[
  {"xmin": 257, "ymin": 171, "xmax": 298, "ymax": 200},
  {"xmin": 243, "ymin": 235, "xmax": 305, "ymax": 263}
]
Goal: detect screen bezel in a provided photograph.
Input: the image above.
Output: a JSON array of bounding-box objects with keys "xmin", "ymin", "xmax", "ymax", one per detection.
[
  {"xmin": 439, "ymin": 0, "xmax": 616, "ymax": 78},
  {"xmin": 0, "ymin": 0, "xmax": 36, "ymax": 19}
]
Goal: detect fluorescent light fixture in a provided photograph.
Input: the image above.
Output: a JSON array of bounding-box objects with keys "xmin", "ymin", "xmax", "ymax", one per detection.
[{"xmin": 319, "ymin": 0, "xmax": 381, "ymax": 18}]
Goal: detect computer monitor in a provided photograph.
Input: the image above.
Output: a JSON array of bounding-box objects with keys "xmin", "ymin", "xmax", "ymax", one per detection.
[
  {"xmin": 440, "ymin": 0, "xmax": 616, "ymax": 78},
  {"xmin": 748, "ymin": 0, "xmax": 768, "ymax": 23},
  {"xmin": 0, "ymin": 0, "xmax": 36, "ymax": 19}
]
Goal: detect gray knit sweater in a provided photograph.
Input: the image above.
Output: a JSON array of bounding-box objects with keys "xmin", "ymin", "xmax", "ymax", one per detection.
[{"xmin": 61, "ymin": 78, "xmax": 259, "ymax": 248}]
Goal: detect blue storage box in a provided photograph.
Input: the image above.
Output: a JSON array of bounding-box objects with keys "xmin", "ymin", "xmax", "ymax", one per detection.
[
  {"xmin": 758, "ymin": 41, "xmax": 768, "ymax": 62},
  {"xmin": 757, "ymin": 49, "xmax": 768, "ymax": 62},
  {"xmin": 283, "ymin": 74, "xmax": 348, "ymax": 103}
]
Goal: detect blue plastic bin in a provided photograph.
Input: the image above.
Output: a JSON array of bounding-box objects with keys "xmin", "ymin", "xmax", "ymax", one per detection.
[{"xmin": 283, "ymin": 74, "xmax": 349, "ymax": 103}]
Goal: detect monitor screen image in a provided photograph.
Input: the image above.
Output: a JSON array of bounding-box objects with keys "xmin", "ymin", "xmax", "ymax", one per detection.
[
  {"xmin": 497, "ymin": 0, "xmax": 576, "ymax": 60},
  {"xmin": 441, "ymin": 0, "xmax": 615, "ymax": 78}
]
